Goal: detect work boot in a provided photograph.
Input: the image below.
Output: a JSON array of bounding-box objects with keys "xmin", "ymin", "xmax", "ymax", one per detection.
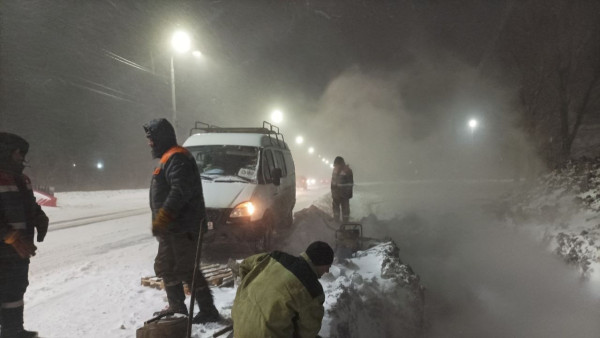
[
  {"xmin": 192, "ymin": 287, "xmax": 220, "ymax": 324},
  {"xmin": 0, "ymin": 306, "xmax": 38, "ymax": 338},
  {"xmin": 153, "ymin": 283, "xmax": 188, "ymax": 317},
  {"xmin": 0, "ymin": 329, "xmax": 39, "ymax": 338},
  {"xmin": 192, "ymin": 306, "xmax": 220, "ymax": 324}
]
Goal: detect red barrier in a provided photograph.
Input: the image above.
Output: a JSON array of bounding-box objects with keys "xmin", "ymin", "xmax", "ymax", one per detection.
[{"xmin": 34, "ymin": 190, "xmax": 57, "ymax": 207}]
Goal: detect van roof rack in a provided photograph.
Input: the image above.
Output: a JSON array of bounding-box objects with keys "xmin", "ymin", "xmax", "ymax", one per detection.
[{"xmin": 189, "ymin": 121, "xmax": 287, "ymax": 149}]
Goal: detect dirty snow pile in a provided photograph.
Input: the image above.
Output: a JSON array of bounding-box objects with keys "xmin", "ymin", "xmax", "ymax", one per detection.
[
  {"xmin": 321, "ymin": 241, "xmax": 424, "ymax": 337},
  {"xmin": 504, "ymin": 158, "xmax": 600, "ymax": 282},
  {"xmin": 291, "ymin": 190, "xmax": 425, "ymax": 337}
]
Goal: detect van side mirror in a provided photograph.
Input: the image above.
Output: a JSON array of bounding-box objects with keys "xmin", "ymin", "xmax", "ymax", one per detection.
[{"xmin": 272, "ymin": 168, "xmax": 282, "ymax": 186}]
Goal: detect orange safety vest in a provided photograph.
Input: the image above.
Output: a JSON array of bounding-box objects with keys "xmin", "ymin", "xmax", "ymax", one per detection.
[{"xmin": 153, "ymin": 146, "xmax": 190, "ymax": 175}]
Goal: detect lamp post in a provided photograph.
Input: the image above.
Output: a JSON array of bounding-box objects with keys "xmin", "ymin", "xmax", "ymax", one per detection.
[{"xmin": 170, "ymin": 30, "xmax": 191, "ymax": 134}]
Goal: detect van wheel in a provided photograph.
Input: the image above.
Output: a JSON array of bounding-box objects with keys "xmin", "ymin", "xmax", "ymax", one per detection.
[{"xmin": 256, "ymin": 213, "xmax": 274, "ymax": 251}]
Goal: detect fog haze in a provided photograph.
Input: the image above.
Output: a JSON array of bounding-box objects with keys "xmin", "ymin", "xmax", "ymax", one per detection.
[{"xmin": 1, "ymin": 0, "xmax": 541, "ymax": 190}]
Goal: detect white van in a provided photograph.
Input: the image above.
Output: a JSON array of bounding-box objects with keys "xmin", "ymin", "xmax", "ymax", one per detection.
[{"xmin": 183, "ymin": 121, "xmax": 296, "ymax": 251}]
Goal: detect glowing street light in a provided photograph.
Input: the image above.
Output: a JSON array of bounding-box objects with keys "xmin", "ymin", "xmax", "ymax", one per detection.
[
  {"xmin": 271, "ymin": 109, "xmax": 283, "ymax": 124},
  {"xmin": 468, "ymin": 118, "xmax": 478, "ymax": 130},
  {"xmin": 308, "ymin": 147, "xmax": 314, "ymax": 154},
  {"xmin": 96, "ymin": 161, "xmax": 104, "ymax": 170},
  {"xmin": 467, "ymin": 118, "xmax": 479, "ymax": 142},
  {"xmin": 295, "ymin": 136, "xmax": 304, "ymax": 144},
  {"xmin": 192, "ymin": 50, "xmax": 203, "ymax": 58},
  {"xmin": 171, "ymin": 31, "xmax": 191, "ymax": 53}
]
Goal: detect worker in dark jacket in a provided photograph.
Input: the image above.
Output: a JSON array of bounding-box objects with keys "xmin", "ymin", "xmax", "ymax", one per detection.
[
  {"xmin": 232, "ymin": 241, "xmax": 334, "ymax": 338},
  {"xmin": 143, "ymin": 118, "xmax": 220, "ymax": 324},
  {"xmin": 331, "ymin": 156, "xmax": 354, "ymax": 223},
  {"xmin": 0, "ymin": 132, "xmax": 48, "ymax": 338}
]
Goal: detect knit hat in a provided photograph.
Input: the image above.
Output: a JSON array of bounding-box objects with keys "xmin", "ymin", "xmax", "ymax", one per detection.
[
  {"xmin": 305, "ymin": 241, "xmax": 334, "ymax": 266},
  {"xmin": 0, "ymin": 132, "xmax": 29, "ymax": 158}
]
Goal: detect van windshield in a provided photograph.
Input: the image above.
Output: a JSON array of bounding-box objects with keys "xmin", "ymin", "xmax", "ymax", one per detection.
[{"xmin": 187, "ymin": 145, "xmax": 259, "ymax": 182}]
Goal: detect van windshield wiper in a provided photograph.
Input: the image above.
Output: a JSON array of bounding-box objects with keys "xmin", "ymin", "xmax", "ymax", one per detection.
[
  {"xmin": 214, "ymin": 175, "xmax": 252, "ymax": 183},
  {"xmin": 200, "ymin": 174, "xmax": 214, "ymax": 181},
  {"xmin": 235, "ymin": 175, "xmax": 253, "ymax": 182}
]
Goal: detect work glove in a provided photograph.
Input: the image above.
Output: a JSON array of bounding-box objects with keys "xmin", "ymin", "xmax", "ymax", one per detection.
[
  {"xmin": 34, "ymin": 213, "xmax": 49, "ymax": 242},
  {"xmin": 152, "ymin": 208, "xmax": 174, "ymax": 237},
  {"xmin": 4, "ymin": 230, "xmax": 37, "ymax": 259}
]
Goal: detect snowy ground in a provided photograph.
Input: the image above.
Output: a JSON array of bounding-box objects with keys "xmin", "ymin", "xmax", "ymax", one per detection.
[
  {"xmin": 26, "ymin": 185, "xmax": 352, "ymax": 337},
  {"xmin": 23, "ymin": 180, "xmax": 600, "ymax": 337}
]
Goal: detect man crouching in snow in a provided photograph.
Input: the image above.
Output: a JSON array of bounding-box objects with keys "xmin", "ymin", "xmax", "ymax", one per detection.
[
  {"xmin": 143, "ymin": 118, "xmax": 220, "ymax": 324},
  {"xmin": 232, "ymin": 241, "xmax": 333, "ymax": 338}
]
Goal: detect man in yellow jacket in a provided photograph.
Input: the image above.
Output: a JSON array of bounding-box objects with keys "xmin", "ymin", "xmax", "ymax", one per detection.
[{"xmin": 232, "ymin": 241, "xmax": 334, "ymax": 338}]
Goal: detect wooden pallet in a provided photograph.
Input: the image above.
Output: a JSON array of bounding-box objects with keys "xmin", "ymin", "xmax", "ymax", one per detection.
[{"xmin": 141, "ymin": 264, "xmax": 234, "ymax": 291}]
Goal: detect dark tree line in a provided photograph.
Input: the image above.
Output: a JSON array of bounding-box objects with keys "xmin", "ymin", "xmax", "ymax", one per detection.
[{"xmin": 490, "ymin": 0, "xmax": 600, "ymax": 167}]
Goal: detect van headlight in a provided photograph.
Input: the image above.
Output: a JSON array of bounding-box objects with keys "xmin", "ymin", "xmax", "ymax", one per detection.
[{"xmin": 230, "ymin": 201, "xmax": 255, "ymax": 218}]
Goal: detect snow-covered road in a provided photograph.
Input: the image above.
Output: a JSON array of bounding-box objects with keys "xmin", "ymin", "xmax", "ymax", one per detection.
[
  {"xmin": 22, "ymin": 181, "xmax": 600, "ymax": 337},
  {"xmin": 25, "ymin": 186, "xmax": 330, "ymax": 338}
]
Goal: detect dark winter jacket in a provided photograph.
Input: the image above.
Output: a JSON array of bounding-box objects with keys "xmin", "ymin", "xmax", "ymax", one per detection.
[
  {"xmin": 145, "ymin": 119, "xmax": 207, "ymax": 234},
  {"xmin": 232, "ymin": 251, "xmax": 325, "ymax": 338},
  {"xmin": 331, "ymin": 165, "xmax": 354, "ymax": 200},
  {"xmin": 0, "ymin": 172, "xmax": 45, "ymax": 242},
  {"xmin": 0, "ymin": 133, "xmax": 46, "ymax": 242}
]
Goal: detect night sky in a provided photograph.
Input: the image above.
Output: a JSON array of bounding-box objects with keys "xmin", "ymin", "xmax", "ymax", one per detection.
[{"xmin": 2, "ymin": 0, "xmax": 597, "ymax": 190}]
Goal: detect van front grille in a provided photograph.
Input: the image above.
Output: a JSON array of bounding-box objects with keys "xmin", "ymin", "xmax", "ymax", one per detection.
[{"xmin": 205, "ymin": 208, "xmax": 231, "ymax": 226}]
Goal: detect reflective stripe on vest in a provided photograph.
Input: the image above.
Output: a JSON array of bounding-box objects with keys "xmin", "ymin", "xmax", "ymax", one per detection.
[
  {"xmin": 8, "ymin": 222, "xmax": 26, "ymax": 230},
  {"xmin": 0, "ymin": 185, "xmax": 18, "ymax": 193},
  {"xmin": 1, "ymin": 300, "xmax": 24, "ymax": 309}
]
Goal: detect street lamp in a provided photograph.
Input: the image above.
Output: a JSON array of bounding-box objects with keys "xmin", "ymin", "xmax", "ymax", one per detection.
[
  {"xmin": 308, "ymin": 147, "xmax": 314, "ymax": 154},
  {"xmin": 271, "ymin": 109, "xmax": 283, "ymax": 124},
  {"xmin": 468, "ymin": 118, "xmax": 478, "ymax": 130},
  {"xmin": 467, "ymin": 118, "xmax": 479, "ymax": 142},
  {"xmin": 296, "ymin": 136, "xmax": 304, "ymax": 144},
  {"xmin": 170, "ymin": 30, "xmax": 192, "ymax": 135}
]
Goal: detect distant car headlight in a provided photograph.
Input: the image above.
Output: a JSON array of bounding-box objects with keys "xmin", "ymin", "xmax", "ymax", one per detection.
[{"xmin": 230, "ymin": 201, "xmax": 255, "ymax": 218}]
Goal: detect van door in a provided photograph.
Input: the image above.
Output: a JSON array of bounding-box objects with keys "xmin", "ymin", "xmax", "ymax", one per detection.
[
  {"xmin": 259, "ymin": 148, "xmax": 279, "ymax": 220},
  {"xmin": 272, "ymin": 149, "xmax": 294, "ymax": 225}
]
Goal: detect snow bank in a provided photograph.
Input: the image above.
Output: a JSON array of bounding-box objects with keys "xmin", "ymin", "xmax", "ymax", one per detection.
[
  {"xmin": 321, "ymin": 241, "xmax": 425, "ymax": 337},
  {"xmin": 504, "ymin": 158, "xmax": 600, "ymax": 281}
]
